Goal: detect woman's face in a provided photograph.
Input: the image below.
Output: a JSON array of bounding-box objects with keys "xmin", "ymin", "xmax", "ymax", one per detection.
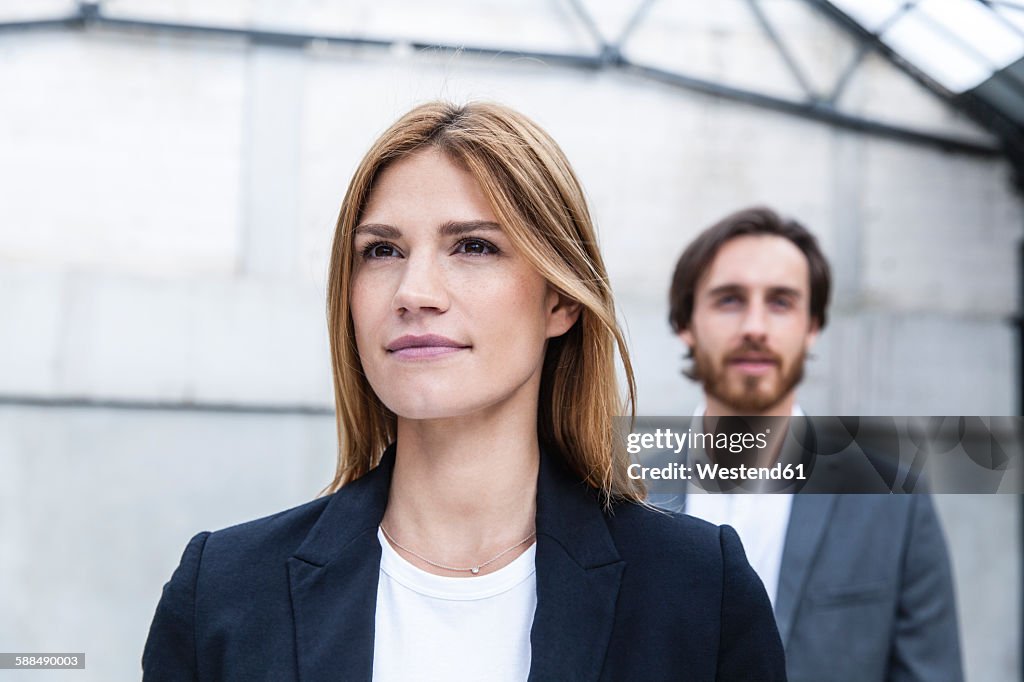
[{"xmin": 350, "ymin": 148, "xmax": 578, "ymax": 421}]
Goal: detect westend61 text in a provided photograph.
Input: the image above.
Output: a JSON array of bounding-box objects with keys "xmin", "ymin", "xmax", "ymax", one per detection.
[{"xmin": 627, "ymin": 462, "xmax": 806, "ymax": 481}]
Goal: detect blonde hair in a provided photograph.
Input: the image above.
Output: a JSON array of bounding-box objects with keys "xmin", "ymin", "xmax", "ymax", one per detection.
[{"xmin": 325, "ymin": 101, "xmax": 644, "ymax": 504}]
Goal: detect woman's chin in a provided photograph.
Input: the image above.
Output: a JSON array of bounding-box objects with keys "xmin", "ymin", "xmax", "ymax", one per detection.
[
  {"xmin": 374, "ymin": 371, "xmax": 540, "ymax": 424},
  {"xmin": 385, "ymin": 398, "xmax": 480, "ymax": 423}
]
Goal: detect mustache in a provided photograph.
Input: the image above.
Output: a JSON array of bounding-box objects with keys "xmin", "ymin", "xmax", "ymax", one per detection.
[{"xmin": 724, "ymin": 340, "xmax": 782, "ymax": 364}]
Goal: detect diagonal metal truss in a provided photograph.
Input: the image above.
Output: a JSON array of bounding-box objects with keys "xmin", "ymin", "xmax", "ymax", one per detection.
[
  {"xmin": 0, "ymin": 0, "xmax": 1004, "ymax": 161},
  {"xmin": 808, "ymin": 0, "xmax": 1024, "ymax": 184}
]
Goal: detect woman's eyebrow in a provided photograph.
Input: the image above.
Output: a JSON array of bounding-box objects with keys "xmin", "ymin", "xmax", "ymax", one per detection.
[
  {"xmin": 354, "ymin": 223, "xmax": 401, "ymax": 238},
  {"xmin": 353, "ymin": 221, "xmax": 500, "ymax": 239},
  {"xmin": 438, "ymin": 220, "xmax": 501, "ymax": 237}
]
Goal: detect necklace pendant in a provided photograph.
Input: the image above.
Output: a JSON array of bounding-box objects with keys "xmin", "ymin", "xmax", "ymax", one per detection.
[{"xmin": 471, "ymin": 567, "xmax": 480, "ymax": 575}]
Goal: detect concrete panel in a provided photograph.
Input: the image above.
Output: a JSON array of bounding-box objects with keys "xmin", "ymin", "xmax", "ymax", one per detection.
[
  {"xmin": 0, "ymin": 268, "xmax": 332, "ymax": 404},
  {"xmin": 861, "ymin": 139, "xmax": 1022, "ymax": 315},
  {"xmin": 933, "ymin": 494, "xmax": 1022, "ymax": 682},
  {"xmin": 0, "ymin": 405, "xmax": 337, "ymax": 682},
  {"xmin": 806, "ymin": 312, "xmax": 1015, "ymax": 415},
  {"xmin": 239, "ymin": 45, "xmax": 304, "ymax": 278},
  {"xmin": 0, "ymin": 265, "xmax": 65, "ymax": 395},
  {"xmin": 109, "ymin": 0, "xmax": 597, "ymax": 54},
  {"xmin": 0, "ymin": 33, "xmax": 245, "ymax": 276}
]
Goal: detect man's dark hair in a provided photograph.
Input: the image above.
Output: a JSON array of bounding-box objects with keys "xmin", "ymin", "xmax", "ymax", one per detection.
[{"xmin": 668, "ymin": 206, "xmax": 832, "ymax": 333}]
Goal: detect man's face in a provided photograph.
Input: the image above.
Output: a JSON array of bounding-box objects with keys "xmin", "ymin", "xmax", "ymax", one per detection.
[{"xmin": 679, "ymin": 234, "xmax": 820, "ymax": 414}]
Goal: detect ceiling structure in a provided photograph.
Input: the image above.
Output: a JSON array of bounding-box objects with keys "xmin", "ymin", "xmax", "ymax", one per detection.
[
  {"xmin": 815, "ymin": 0, "xmax": 1024, "ymax": 186},
  {"xmin": 2, "ymin": 0, "xmax": 1022, "ymax": 184}
]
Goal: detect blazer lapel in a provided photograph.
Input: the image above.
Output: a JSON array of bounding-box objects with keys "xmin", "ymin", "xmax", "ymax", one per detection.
[
  {"xmin": 773, "ymin": 494, "xmax": 836, "ymax": 647},
  {"xmin": 285, "ymin": 445, "xmax": 624, "ymax": 681},
  {"xmin": 529, "ymin": 450, "xmax": 624, "ymax": 681},
  {"xmin": 287, "ymin": 446, "xmax": 395, "ymax": 682}
]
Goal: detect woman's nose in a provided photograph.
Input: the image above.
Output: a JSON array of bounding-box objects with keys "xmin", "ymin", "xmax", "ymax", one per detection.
[{"xmin": 391, "ymin": 254, "xmax": 450, "ymax": 315}]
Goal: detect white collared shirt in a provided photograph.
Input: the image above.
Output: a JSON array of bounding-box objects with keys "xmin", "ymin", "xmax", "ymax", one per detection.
[{"xmin": 683, "ymin": 405, "xmax": 800, "ymax": 609}]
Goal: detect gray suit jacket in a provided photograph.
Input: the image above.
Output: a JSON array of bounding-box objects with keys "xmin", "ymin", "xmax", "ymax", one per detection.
[
  {"xmin": 647, "ymin": 413, "xmax": 963, "ymax": 680},
  {"xmin": 670, "ymin": 493, "xmax": 964, "ymax": 682},
  {"xmin": 777, "ymin": 494, "xmax": 962, "ymax": 682}
]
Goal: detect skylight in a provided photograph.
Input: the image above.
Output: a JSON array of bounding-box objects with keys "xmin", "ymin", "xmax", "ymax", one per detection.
[{"xmin": 827, "ymin": 0, "xmax": 1024, "ymax": 93}]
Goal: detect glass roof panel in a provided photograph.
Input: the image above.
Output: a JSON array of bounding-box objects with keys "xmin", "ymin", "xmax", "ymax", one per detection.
[
  {"xmin": 992, "ymin": 3, "xmax": 1024, "ymax": 36},
  {"xmin": 826, "ymin": 0, "xmax": 905, "ymax": 32},
  {"xmin": 828, "ymin": 0, "xmax": 1024, "ymax": 93},
  {"xmin": 881, "ymin": 9, "xmax": 993, "ymax": 92},
  {"xmin": 916, "ymin": 0, "xmax": 1024, "ymax": 69}
]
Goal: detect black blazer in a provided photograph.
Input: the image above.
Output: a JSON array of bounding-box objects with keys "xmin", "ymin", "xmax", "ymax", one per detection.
[{"xmin": 143, "ymin": 446, "xmax": 786, "ymax": 681}]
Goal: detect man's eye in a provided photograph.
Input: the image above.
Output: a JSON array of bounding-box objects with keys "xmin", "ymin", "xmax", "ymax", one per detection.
[
  {"xmin": 361, "ymin": 242, "xmax": 400, "ymax": 259},
  {"xmin": 455, "ymin": 238, "xmax": 499, "ymax": 256},
  {"xmin": 716, "ymin": 295, "xmax": 741, "ymax": 306},
  {"xmin": 770, "ymin": 297, "xmax": 793, "ymax": 310}
]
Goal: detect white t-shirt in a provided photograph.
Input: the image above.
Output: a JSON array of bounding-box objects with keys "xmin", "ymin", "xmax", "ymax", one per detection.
[
  {"xmin": 685, "ymin": 493, "xmax": 792, "ymax": 608},
  {"xmin": 372, "ymin": 527, "xmax": 537, "ymax": 682},
  {"xmin": 683, "ymin": 404, "xmax": 800, "ymax": 608}
]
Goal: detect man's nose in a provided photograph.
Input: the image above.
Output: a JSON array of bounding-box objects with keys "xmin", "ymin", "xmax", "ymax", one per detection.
[
  {"xmin": 739, "ymin": 301, "xmax": 769, "ymax": 340},
  {"xmin": 391, "ymin": 254, "xmax": 450, "ymax": 314}
]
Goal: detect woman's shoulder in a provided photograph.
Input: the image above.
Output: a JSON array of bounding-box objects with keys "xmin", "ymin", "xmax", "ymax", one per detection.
[
  {"xmin": 145, "ymin": 493, "xmax": 359, "ymax": 676},
  {"xmin": 599, "ymin": 500, "xmax": 778, "ymax": 649},
  {"xmin": 180, "ymin": 460, "xmax": 389, "ymax": 579},
  {"xmin": 603, "ymin": 501, "xmax": 735, "ymax": 569},
  {"xmin": 606, "ymin": 499, "xmax": 719, "ymax": 539},
  {"xmin": 193, "ymin": 494, "xmax": 336, "ymax": 573}
]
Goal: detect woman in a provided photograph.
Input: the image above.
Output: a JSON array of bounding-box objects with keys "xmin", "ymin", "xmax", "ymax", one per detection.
[{"xmin": 143, "ymin": 101, "xmax": 785, "ymax": 681}]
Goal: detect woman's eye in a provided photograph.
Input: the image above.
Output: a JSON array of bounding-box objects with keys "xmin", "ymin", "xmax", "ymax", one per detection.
[
  {"xmin": 362, "ymin": 242, "xmax": 400, "ymax": 259},
  {"xmin": 455, "ymin": 238, "xmax": 498, "ymax": 256}
]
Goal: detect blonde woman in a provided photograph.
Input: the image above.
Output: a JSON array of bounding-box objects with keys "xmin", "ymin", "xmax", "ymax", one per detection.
[{"xmin": 143, "ymin": 102, "xmax": 785, "ymax": 680}]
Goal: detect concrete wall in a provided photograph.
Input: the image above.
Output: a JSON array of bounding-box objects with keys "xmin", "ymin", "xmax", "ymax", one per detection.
[{"xmin": 0, "ymin": 1, "xmax": 1020, "ymax": 680}]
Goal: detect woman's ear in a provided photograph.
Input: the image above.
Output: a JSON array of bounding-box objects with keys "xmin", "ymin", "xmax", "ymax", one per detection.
[{"xmin": 545, "ymin": 289, "xmax": 582, "ymax": 339}]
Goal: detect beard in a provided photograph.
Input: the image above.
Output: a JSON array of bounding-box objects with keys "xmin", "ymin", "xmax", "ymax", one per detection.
[{"xmin": 691, "ymin": 340, "xmax": 806, "ymax": 414}]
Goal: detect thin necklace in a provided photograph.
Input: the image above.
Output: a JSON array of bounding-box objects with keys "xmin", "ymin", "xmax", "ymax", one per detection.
[{"xmin": 379, "ymin": 524, "xmax": 536, "ymax": 576}]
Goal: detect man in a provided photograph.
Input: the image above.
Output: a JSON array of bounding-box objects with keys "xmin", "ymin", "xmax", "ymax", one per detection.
[{"xmin": 667, "ymin": 207, "xmax": 963, "ymax": 682}]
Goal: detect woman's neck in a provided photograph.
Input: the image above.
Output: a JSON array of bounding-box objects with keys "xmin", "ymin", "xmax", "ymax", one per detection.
[{"xmin": 380, "ymin": 405, "xmax": 540, "ymax": 577}]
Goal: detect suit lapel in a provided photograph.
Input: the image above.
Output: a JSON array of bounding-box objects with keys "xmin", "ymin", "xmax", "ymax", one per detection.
[
  {"xmin": 287, "ymin": 446, "xmax": 394, "ymax": 681},
  {"xmin": 528, "ymin": 449, "xmax": 624, "ymax": 681},
  {"xmin": 285, "ymin": 444, "xmax": 624, "ymax": 681},
  {"xmin": 676, "ymin": 412, "xmax": 833, "ymax": 648},
  {"xmin": 773, "ymin": 494, "xmax": 836, "ymax": 646}
]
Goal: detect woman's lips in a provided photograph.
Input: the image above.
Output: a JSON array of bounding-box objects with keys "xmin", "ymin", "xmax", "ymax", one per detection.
[
  {"xmin": 391, "ymin": 345, "xmax": 468, "ymax": 359},
  {"xmin": 386, "ymin": 334, "xmax": 470, "ymax": 360}
]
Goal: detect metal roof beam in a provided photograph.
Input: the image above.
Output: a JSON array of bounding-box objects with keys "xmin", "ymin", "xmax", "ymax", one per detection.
[
  {"xmin": 0, "ymin": 0, "xmax": 1003, "ymax": 160},
  {"xmin": 746, "ymin": 0, "xmax": 819, "ymax": 101},
  {"xmin": 806, "ymin": 0, "xmax": 1024, "ymax": 187}
]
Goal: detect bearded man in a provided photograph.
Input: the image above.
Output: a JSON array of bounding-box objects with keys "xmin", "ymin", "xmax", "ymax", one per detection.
[{"xmin": 668, "ymin": 207, "xmax": 963, "ymax": 682}]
